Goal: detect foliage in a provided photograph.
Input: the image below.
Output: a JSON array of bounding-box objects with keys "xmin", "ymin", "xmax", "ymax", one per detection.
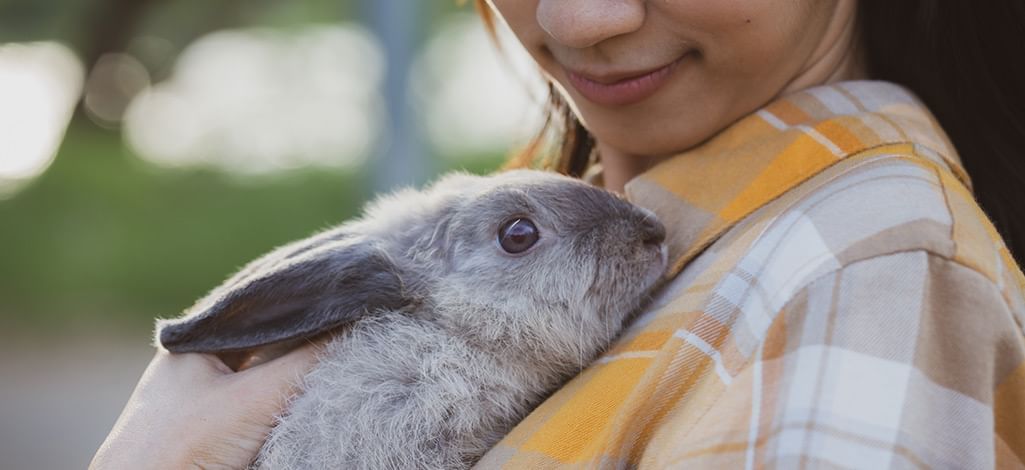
[
  {"xmin": 0, "ymin": 0, "xmax": 508, "ymax": 333},
  {"xmin": 0, "ymin": 121, "xmax": 505, "ymax": 333}
]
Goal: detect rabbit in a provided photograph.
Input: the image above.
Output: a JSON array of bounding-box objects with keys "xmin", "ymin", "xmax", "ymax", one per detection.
[{"xmin": 156, "ymin": 169, "xmax": 668, "ymax": 469}]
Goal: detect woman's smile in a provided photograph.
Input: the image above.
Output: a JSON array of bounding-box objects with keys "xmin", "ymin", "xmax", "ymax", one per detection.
[
  {"xmin": 491, "ymin": 0, "xmax": 863, "ymax": 161},
  {"xmin": 563, "ymin": 54, "xmax": 689, "ymax": 106}
]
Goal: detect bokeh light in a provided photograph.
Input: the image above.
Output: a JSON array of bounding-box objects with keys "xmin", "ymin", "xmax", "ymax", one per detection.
[
  {"xmin": 412, "ymin": 13, "xmax": 546, "ymax": 159},
  {"xmin": 0, "ymin": 41, "xmax": 84, "ymax": 198},
  {"xmin": 124, "ymin": 23, "xmax": 384, "ymax": 174},
  {"xmin": 83, "ymin": 53, "xmax": 151, "ymax": 127}
]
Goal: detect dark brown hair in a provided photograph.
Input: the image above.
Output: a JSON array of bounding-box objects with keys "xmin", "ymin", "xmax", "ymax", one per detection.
[{"xmin": 479, "ymin": 1, "xmax": 1025, "ymax": 266}]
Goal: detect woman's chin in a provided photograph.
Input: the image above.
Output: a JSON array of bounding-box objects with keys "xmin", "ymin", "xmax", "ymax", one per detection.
[{"xmin": 589, "ymin": 125, "xmax": 708, "ymax": 159}]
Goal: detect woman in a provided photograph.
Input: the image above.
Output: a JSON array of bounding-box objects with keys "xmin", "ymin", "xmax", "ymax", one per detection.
[{"xmin": 93, "ymin": 1, "xmax": 1025, "ymax": 468}]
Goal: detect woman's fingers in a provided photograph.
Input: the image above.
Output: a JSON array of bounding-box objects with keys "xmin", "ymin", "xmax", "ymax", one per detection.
[
  {"xmin": 91, "ymin": 343, "xmax": 324, "ymax": 470},
  {"xmin": 232, "ymin": 342, "xmax": 323, "ymax": 408},
  {"xmin": 238, "ymin": 342, "xmax": 321, "ymax": 393}
]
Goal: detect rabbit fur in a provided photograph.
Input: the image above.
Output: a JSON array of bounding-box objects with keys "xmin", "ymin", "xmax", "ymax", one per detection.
[{"xmin": 157, "ymin": 169, "xmax": 668, "ymax": 469}]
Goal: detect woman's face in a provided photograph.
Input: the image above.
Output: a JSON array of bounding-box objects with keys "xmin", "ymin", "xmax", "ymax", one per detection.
[{"xmin": 487, "ymin": 0, "xmax": 861, "ymax": 158}]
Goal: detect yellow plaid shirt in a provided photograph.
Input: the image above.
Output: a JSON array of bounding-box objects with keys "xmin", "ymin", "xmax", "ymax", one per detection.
[{"xmin": 478, "ymin": 81, "xmax": 1025, "ymax": 469}]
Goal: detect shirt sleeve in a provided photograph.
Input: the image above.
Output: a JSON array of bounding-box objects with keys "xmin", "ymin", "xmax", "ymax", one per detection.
[{"xmin": 734, "ymin": 249, "xmax": 1025, "ymax": 469}]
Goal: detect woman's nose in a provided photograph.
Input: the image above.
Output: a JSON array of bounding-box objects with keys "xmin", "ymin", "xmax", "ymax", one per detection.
[{"xmin": 537, "ymin": 0, "xmax": 645, "ymax": 49}]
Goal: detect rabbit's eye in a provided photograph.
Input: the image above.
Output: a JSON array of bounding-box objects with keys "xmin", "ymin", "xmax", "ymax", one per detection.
[{"xmin": 498, "ymin": 218, "xmax": 539, "ymax": 254}]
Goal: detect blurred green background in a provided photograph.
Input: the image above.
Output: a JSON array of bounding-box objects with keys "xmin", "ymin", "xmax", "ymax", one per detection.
[{"xmin": 0, "ymin": 1, "xmax": 545, "ymax": 467}]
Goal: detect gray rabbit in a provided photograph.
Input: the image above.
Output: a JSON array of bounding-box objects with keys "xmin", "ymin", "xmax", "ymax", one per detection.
[{"xmin": 157, "ymin": 169, "xmax": 668, "ymax": 469}]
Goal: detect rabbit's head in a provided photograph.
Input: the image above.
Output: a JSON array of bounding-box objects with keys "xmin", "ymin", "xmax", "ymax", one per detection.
[
  {"xmin": 158, "ymin": 170, "xmax": 667, "ymax": 371},
  {"xmin": 402, "ymin": 170, "xmax": 667, "ymax": 371}
]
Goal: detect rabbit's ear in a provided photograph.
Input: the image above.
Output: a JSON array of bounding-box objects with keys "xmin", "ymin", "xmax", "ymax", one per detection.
[{"xmin": 157, "ymin": 237, "xmax": 407, "ymax": 354}]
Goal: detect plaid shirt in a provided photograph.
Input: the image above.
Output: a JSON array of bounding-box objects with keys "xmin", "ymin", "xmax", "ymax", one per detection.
[{"xmin": 478, "ymin": 81, "xmax": 1025, "ymax": 469}]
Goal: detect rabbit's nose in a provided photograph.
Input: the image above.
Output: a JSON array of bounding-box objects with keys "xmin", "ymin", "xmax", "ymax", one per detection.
[{"xmin": 639, "ymin": 216, "xmax": 666, "ymax": 247}]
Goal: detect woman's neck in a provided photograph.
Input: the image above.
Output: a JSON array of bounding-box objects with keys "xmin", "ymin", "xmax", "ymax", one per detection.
[{"xmin": 597, "ymin": 142, "xmax": 668, "ymax": 193}]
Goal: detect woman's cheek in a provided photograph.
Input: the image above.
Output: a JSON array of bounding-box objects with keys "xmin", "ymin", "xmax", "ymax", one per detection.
[
  {"xmin": 485, "ymin": 0, "xmax": 556, "ymax": 76},
  {"xmin": 659, "ymin": 0, "xmax": 827, "ymax": 83},
  {"xmin": 486, "ymin": 0, "xmax": 542, "ymax": 43}
]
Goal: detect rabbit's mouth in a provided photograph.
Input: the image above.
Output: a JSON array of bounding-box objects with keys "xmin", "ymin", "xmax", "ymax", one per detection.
[
  {"xmin": 588, "ymin": 240, "xmax": 669, "ymax": 321},
  {"xmin": 646, "ymin": 244, "xmax": 670, "ymax": 286},
  {"xmin": 636, "ymin": 243, "xmax": 670, "ymax": 305}
]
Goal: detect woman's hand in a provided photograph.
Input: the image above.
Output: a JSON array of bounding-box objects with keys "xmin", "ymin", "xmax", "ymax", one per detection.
[{"xmin": 90, "ymin": 344, "xmax": 320, "ymax": 470}]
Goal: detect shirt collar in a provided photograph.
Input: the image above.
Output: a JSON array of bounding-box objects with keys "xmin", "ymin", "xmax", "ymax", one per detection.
[{"xmin": 624, "ymin": 80, "xmax": 969, "ymax": 277}]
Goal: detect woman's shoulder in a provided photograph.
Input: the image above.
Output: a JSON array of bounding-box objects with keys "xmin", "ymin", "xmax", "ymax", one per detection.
[
  {"xmin": 635, "ymin": 146, "xmax": 1025, "ymax": 469},
  {"xmin": 723, "ymin": 143, "xmax": 1025, "ymax": 318}
]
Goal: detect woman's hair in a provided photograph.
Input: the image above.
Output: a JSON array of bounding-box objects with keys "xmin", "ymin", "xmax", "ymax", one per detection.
[{"xmin": 478, "ymin": 1, "xmax": 1025, "ymax": 267}]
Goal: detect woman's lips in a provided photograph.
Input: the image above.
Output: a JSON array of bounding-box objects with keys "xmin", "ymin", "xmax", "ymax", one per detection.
[{"xmin": 564, "ymin": 56, "xmax": 685, "ymax": 107}]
